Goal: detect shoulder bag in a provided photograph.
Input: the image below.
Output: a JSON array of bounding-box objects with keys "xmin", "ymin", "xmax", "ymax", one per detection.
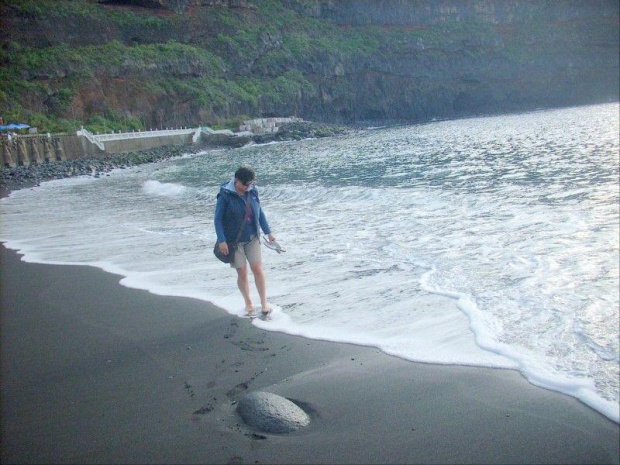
[{"xmin": 213, "ymin": 194, "xmax": 252, "ymax": 264}]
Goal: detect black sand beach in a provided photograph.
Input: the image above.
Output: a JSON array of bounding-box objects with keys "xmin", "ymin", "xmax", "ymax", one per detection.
[{"xmin": 1, "ymin": 244, "xmax": 618, "ymax": 464}]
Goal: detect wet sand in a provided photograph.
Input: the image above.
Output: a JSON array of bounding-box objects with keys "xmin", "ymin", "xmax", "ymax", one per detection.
[{"xmin": 1, "ymin": 244, "xmax": 618, "ymax": 464}]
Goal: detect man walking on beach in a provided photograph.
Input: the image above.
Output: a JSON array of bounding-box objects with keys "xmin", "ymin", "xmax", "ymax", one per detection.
[{"xmin": 214, "ymin": 166, "xmax": 276, "ymax": 317}]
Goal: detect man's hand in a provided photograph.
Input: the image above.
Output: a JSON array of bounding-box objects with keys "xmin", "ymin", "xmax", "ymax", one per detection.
[{"xmin": 218, "ymin": 242, "xmax": 229, "ymax": 255}]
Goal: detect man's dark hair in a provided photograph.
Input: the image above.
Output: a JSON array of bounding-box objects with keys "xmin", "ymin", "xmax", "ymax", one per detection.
[{"xmin": 235, "ymin": 166, "xmax": 255, "ymax": 184}]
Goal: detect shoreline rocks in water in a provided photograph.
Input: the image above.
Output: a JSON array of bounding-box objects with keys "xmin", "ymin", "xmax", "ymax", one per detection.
[
  {"xmin": 0, "ymin": 122, "xmax": 356, "ymax": 193},
  {"xmin": 252, "ymin": 121, "xmax": 355, "ymax": 143},
  {"xmin": 0, "ymin": 144, "xmax": 194, "ymax": 193}
]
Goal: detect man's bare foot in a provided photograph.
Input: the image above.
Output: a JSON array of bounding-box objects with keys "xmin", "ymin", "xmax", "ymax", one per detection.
[
  {"xmin": 244, "ymin": 305, "xmax": 255, "ymax": 316},
  {"xmin": 259, "ymin": 307, "xmax": 272, "ymax": 321}
]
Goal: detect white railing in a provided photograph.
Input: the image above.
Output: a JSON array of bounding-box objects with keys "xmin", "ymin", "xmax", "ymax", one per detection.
[
  {"xmin": 94, "ymin": 127, "xmax": 198, "ymax": 142},
  {"xmin": 77, "ymin": 124, "xmax": 259, "ymax": 151},
  {"xmin": 77, "ymin": 127, "xmax": 202, "ymax": 150},
  {"xmin": 76, "ymin": 127, "xmax": 104, "ymax": 150},
  {"xmin": 202, "ymin": 127, "xmax": 235, "ymax": 136}
]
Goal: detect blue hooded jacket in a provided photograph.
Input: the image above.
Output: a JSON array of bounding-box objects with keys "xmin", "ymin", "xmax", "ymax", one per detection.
[{"xmin": 214, "ymin": 179, "xmax": 271, "ymax": 244}]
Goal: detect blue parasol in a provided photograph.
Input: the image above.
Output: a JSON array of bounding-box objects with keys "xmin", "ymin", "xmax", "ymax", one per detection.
[{"xmin": 0, "ymin": 123, "xmax": 30, "ymax": 130}]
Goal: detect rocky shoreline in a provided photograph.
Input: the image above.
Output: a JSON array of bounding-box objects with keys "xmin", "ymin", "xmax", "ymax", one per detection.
[
  {"xmin": 0, "ymin": 122, "xmax": 355, "ymax": 194},
  {"xmin": 0, "ymin": 144, "xmax": 195, "ymax": 195}
]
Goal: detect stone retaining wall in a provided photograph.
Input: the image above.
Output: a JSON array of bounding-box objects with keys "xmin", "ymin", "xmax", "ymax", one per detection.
[
  {"xmin": 1, "ymin": 134, "xmax": 104, "ymax": 167},
  {"xmin": 101, "ymin": 133, "xmax": 193, "ymax": 154},
  {"xmin": 239, "ymin": 117, "xmax": 303, "ymax": 134},
  {"xmin": 1, "ymin": 132, "xmax": 192, "ymax": 167}
]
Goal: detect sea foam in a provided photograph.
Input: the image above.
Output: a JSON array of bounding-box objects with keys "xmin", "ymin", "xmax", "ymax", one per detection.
[{"xmin": 142, "ymin": 180, "xmax": 187, "ymax": 197}]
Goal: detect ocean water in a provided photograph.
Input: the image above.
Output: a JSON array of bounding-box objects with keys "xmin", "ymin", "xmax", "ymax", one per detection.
[{"xmin": 1, "ymin": 103, "xmax": 618, "ymax": 422}]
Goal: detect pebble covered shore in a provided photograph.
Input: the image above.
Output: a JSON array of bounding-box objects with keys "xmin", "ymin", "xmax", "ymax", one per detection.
[
  {"xmin": 0, "ymin": 144, "xmax": 199, "ymax": 192},
  {"xmin": 0, "ymin": 122, "xmax": 355, "ymax": 193}
]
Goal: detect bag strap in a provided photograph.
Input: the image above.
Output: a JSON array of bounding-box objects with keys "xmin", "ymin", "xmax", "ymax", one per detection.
[{"xmin": 232, "ymin": 194, "xmax": 252, "ymax": 244}]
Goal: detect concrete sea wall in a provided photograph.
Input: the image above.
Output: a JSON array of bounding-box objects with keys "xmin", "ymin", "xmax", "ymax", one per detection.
[
  {"xmin": 2, "ymin": 117, "xmax": 302, "ymax": 167},
  {"xmin": 0, "ymin": 134, "xmax": 104, "ymax": 168},
  {"xmin": 2, "ymin": 130, "xmax": 194, "ymax": 167},
  {"xmin": 101, "ymin": 133, "xmax": 193, "ymax": 154}
]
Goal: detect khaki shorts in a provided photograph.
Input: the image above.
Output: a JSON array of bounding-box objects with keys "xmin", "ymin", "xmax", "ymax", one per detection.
[{"xmin": 231, "ymin": 237, "xmax": 262, "ymax": 269}]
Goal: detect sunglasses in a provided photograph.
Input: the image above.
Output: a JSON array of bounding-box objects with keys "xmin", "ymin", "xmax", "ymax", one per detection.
[{"xmin": 240, "ymin": 179, "xmax": 255, "ymax": 187}]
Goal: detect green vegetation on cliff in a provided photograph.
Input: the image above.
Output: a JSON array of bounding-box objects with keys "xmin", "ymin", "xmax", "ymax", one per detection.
[{"xmin": 1, "ymin": 0, "xmax": 617, "ymax": 132}]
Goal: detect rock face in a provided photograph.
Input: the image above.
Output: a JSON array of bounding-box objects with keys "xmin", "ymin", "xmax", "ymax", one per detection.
[
  {"xmin": 236, "ymin": 391, "xmax": 310, "ymax": 434},
  {"xmin": 1, "ymin": 0, "xmax": 618, "ymax": 129}
]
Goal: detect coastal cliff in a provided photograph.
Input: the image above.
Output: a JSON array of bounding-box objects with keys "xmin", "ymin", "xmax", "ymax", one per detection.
[{"xmin": 1, "ymin": 0, "xmax": 618, "ymax": 131}]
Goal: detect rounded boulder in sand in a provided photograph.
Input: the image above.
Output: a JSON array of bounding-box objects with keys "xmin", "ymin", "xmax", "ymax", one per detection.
[{"xmin": 236, "ymin": 391, "xmax": 310, "ymax": 433}]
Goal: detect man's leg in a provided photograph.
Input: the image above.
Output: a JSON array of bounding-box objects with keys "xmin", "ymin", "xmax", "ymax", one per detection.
[
  {"xmin": 250, "ymin": 262, "xmax": 270, "ymax": 313},
  {"xmin": 236, "ymin": 265, "xmax": 254, "ymax": 312}
]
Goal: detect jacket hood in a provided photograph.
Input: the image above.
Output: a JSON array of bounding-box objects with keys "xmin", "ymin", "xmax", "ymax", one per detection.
[
  {"xmin": 220, "ymin": 179, "xmax": 257, "ymax": 196},
  {"xmin": 221, "ymin": 179, "xmax": 236, "ymax": 193}
]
